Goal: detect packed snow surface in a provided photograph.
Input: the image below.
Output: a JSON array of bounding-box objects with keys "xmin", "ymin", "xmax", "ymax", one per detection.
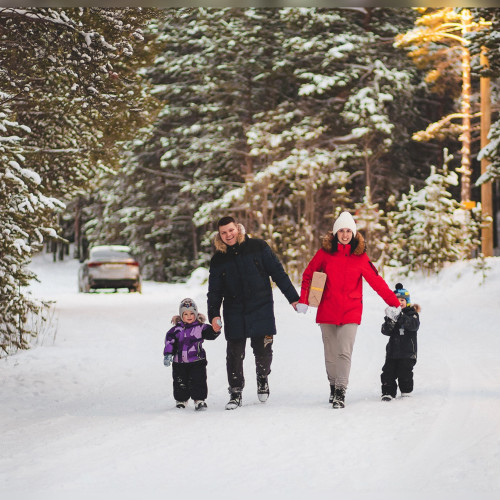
[{"xmin": 1, "ymin": 253, "xmax": 500, "ymax": 500}]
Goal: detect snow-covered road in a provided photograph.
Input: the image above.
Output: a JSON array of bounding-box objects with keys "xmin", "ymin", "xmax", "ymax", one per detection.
[{"xmin": 1, "ymin": 253, "xmax": 500, "ymax": 499}]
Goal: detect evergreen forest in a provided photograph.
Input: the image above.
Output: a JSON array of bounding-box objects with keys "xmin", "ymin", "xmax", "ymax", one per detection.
[{"xmin": 1, "ymin": 7, "xmax": 499, "ymax": 355}]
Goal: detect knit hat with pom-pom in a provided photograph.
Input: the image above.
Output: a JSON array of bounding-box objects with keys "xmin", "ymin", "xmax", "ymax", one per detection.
[{"xmin": 394, "ymin": 283, "xmax": 410, "ymax": 305}]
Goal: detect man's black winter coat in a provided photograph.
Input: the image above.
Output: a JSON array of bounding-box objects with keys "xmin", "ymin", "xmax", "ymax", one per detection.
[{"xmin": 208, "ymin": 234, "xmax": 299, "ymax": 340}]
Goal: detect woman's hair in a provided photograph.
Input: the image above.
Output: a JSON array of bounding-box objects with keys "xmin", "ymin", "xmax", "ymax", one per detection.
[{"xmin": 217, "ymin": 216, "xmax": 236, "ymax": 228}]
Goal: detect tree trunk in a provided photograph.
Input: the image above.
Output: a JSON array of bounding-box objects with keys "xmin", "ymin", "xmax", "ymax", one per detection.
[
  {"xmin": 74, "ymin": 197, "xmax": 81, "ymax": 260},
  {"xmin": 480, "ymin": 47, "xmax": 494, "ymax": 257},
  {"xmin": 191, "ymin": 221, "xmax": 198, "ymax": 261},
  {"xmin": 459, "ymin": 10, "xmax": 472, "ymax": 203}
]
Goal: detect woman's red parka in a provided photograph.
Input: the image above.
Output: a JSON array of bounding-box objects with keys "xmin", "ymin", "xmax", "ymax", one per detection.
[{"xmin": 299, "ymin": 232, "xmax": 400, "ymax": 325}]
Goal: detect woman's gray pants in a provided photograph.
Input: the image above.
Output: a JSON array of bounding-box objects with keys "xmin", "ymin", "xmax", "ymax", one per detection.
[{"xmin": 319, "ymin": 323, "xmax": 358, "ymax": 389}]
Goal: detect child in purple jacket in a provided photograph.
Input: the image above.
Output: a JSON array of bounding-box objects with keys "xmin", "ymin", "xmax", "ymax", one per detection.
[{"xmin": 164, "ymin": 298, "xmax": 221, "ymax": 410}]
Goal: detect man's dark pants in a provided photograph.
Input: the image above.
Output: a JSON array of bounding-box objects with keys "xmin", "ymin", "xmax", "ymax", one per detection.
[{"xmin": 226, "ymin": 336, "xmax": 273, "ymax": 392}]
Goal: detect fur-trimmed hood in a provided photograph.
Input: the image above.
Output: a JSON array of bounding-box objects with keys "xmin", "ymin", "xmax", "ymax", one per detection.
[
  {"xmin": 408, "ymin": 304, "xmax": 421, "ymax": 314},
  {"xmin": 214, "ymin": 223, "xmax": 246, "ymax": 253},
  {"xmin": 321, "ymin": 231, "xmax": 366, "ymax": 255}
]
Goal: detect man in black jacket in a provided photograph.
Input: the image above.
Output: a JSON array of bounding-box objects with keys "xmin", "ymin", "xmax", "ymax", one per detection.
[{"xmin": 208, "ymin": 216, "xmax": 299, "ymax": 410}]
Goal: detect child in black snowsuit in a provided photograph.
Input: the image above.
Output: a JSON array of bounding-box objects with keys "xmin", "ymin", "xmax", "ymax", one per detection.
[{"xmin": 380, "ymin": 283, "xmax": 420, "ymax": 401}]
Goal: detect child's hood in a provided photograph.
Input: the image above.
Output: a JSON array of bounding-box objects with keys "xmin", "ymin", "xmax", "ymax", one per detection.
[{"xmin": 404, "ymin": 304, "xmax": 421, "ymax": 314}]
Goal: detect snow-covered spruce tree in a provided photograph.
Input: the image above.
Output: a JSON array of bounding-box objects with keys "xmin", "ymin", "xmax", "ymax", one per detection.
[
  {"xmin": 0, "ymin": 7, "xmax": 162, "ymax": 352},
  {"xmin": 469, "ymin": 8, "xmax": 500, "ymax": 185},
  {"xmin": 0, "ymin": 106, "xmax": 64, "ymax": 356},
  {"xmin": 395, "ymin": 7, "xmax": 494, "ymax": 203},
  {"xmin": 277, "ymin": 7, "xmax": 431, "ymax": 204},
  {"xmin": 354, "ymin": 186, "xmax": 389, "ymax": 267},
  {"xmin": 89, "ymin": 8, "xmax": 305, "ymax": 280},
  {"xmin": 193, "ymin": 8, "xmax": 428, "ymax": 268},
  {"xmin": 195, "ymin": 149, "xmax": 351, "ymax": 278},
  {"xmin": 341, "ymin": 60, "xmax": 417, "ymax": 201},
  {"xmin": 476, "ymin": 120, "xmax": 500, "ymax": 184},
  {"xmin": 387, "ymin": 150, "xmax": 482, "ymax": 276},
  {"xmin": 89, "ymin": 8, "xmax": 436, "ymax": 280},
  {"xmin": 0, "ymin": 7, "xmax": 161, "ymax": 201},
  {"xmin": 0, "ymin": 8, "xmax": 160, "ymax": 199},
  {"xmin": 82, "ymin": 9, "xmax": 229, "ymax": 280}
]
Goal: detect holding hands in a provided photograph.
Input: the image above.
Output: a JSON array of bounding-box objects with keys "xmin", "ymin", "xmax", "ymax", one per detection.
[
  {"xmin": 296, "ymin": 303, "xmax": 308, "ymax": 314},
  {"xmin": 385, "ymin": 306, "xmax": 401, "ymax": 322},
  {"xmin": 211, "ymin": 317, "xmax": 223, "ymax": 332}
]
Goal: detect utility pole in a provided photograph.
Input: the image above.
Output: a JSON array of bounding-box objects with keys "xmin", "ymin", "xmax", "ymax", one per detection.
[{"xmin": 480, "ymin": 47, "xmax": 494, "ymax": 257}]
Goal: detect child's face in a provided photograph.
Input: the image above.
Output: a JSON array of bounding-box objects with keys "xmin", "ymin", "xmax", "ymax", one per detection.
[
  {"xmin": 398, "ymin": 297, "xmax": 407, "ymax": 308},
  {"xmin": 182, "ymin": 311, "xmax": 196, "ymax": 323}
]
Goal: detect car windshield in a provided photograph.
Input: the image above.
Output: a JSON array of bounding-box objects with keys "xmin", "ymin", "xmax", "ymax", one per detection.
[{"xmin": 90, "ymin": 248, "xmax": 132, "ymax": 261}]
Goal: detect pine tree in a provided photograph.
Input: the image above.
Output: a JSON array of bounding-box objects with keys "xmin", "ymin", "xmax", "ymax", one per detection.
[
  {"xmin": 277, "ymin": 7, "xmax": 428, "ymax": 203},
  {"xmin": 1, "ymin": 8, "xmax": 161, "ymax": 201},
  {"xmin": 470, "ymin": 8, "xmax": 500, "ymax": 185},
  {"xmin": 192, "ymin": 7, "xmax": 428, "ymax": 272},
  {"xmin": 354, "ymin": 186, "xmax": 388, "ymax": 266},
  {"xmin": 87, "ymin": 8, "xmax": 303, "ymax": 280},
  {"xmin": 85, "ymin": 8, "xmax": 439, "ymax": 280},
  {"xmin": 395, "ymin": 7, "xmax": 491, "ymax": 202},
  {"xmin": 387, "ymin": 149, "xmax": 481, "ymax": 275},
  {"xmin": 0, "ymin": 105, "xmax": 64, "ymax": 355},
  {"xmin": 0, "ymin": 7, "xmax": 163, "ymax": 354},
  {"xmin": 476, "ymin": 120, "xmax": 500, "ymax": 184}
]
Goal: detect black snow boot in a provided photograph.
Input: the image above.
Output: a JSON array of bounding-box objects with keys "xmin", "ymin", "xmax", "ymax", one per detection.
[
  {"xmin": 329, "ymin": 384, "xmax": 336, "ymax": 404},
  {"xmin": 225, "ymin": 391, "xmax": 242, "ymax": 410},
  {"xmin": 194, "ymin": 400, "xmax": 208, "ymax": 411},
  {"xmin": 332, "ymin": 386, "xmax": 346, "ymax": 409},
  {"xmin": 257, "ymin": 376, "xmax": 270, "ymax": 403}
]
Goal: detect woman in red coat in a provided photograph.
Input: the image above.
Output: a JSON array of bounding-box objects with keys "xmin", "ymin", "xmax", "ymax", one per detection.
[{"xmin": 297, "ymin": 211, "xmax": 400, "ymax": 409}]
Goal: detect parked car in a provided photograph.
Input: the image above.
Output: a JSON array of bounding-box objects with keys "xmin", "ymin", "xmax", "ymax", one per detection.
[{"xmin": 78, "ymin": 245, "xmax": 141, "ymax": 293}]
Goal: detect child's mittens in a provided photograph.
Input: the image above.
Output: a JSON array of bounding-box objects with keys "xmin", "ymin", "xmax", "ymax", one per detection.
[
  {"xmin": 385, "ymin": 306, "xmax": 401, "ymax": 321},
  {"xmin": 164, "ymin": 354, "xmax": 173, "ymax": 367},
  {"xmin": 296, "ymin": 303, "xmax": 308, "ymax": 314}
]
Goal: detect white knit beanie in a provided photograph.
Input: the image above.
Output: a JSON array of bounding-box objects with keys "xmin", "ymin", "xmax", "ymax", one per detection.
[{"xmin": 332, "ymin": 211, "xmax": 357, "ymax": 236}]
